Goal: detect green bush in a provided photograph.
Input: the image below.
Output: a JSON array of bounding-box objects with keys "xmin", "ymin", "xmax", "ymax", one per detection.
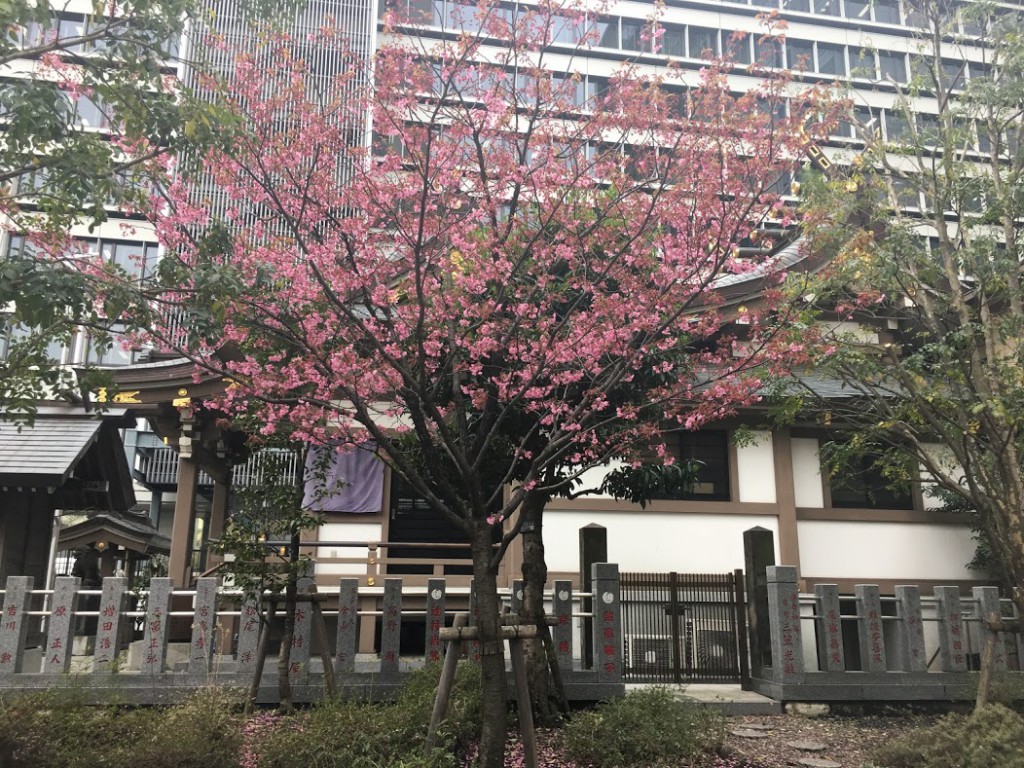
[
  {"xmin": 872, "ymin": 704, "xmax": 1024, "ymax": 768},
  {"xmin": 254, "ymin": 662, "xmax": 482, "ymax": 768},
  {"xmin": 0, "ymin": 688, "xmax": 147, "ymax": 768},
  {"xmin": 130, "ymin": 687, "xmax": 244, "ymax": 768},
  {"xmin": 0, "ymin": 687, "xmax": 242, "ymax": 768},
  {"xmin": 561, "ymin": 687, "xmax": 726, "ymax": 768}
]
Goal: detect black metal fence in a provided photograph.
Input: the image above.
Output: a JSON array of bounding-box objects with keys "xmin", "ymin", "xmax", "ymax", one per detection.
[{"xmin": 620, "ymin": 570, "xmax": 749, "ymax": 684}]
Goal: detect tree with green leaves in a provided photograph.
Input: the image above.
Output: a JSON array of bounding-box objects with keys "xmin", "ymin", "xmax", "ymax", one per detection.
[
  {"xmin": 212, "ymin": 444, "xmax": 323, "ymax": 713},
  {"xmin": 0, "ymin": 0, "xmax": 190, "ymax": 419},
  {"xmin": 795, "ymin": 0, "xmax": 1024, "ymax": 612}
]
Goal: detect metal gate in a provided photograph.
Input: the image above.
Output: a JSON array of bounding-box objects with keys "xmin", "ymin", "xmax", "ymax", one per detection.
[{"xmin": 620, "ymin": 570, "xmax": 749, "ymax": 684}]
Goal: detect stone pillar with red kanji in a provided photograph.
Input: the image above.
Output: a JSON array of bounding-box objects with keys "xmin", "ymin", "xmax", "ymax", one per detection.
[
  {"xmin": 425, "ymin": 578, "xmax": 445, "ymax": 665},
  {"xmin": 236, "ymin": 596, "xmax": 261, "ymax": 675},
  {"xmin": 335, "ymin": 579, "xmax": 358, "ymax": 673},
  {"xmin": 973, "ymin": 586, "xmax": 1007, "ymax": 672},
  {"xmin": 93, "ymin": 576, "xmax": 128, "ymax": 673},
  {"xmin": 856, "ymin": 584, "xmax": 886, "ymax": 672},
  {"xmin": 141, "ymin": 578, "xmax": 172, "ymax": 675},
  {"xmin": 380, "ymin": 578, "xmax": 402, "ymax": 675},
  {"xmin": 0, "ymin": 576, "xmax": 34, "ymax": 674},
  {"xmin": 287, "ymin": 576, "xmax": 315, "ymax": 683},
  {"xmin": 189, "ymin": 577, "xmax": 218, "ymax": 675},
  {"xmin": 552, "ymin": 579, "xmax": 573, "ymax": 671},
  {"xmin": 766, "ymin": 566, "xmax": 804, "ymax": 683},
  {"xmin": 814, "ymin": 584, "xmax": 845, "ymax": 672},
  {"xmin": 43, "ymin": 576, "xmax": 80, "ymax": 674},
  {"xmin": 895, "ymin": 585, "xmax": 927, "ymax": 672},
  {"xmin": 591, "ymin": 563, "xmax": 622, "ymax": 684},
  {"xmin": 935, "ymin": 586, "xmax": 968, "ymax": 672}
]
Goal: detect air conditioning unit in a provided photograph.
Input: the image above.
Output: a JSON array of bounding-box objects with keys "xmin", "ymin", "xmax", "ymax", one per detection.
[
  {"xmin": 624, "ymin": 634, "xmax": 673, "ymax": 674},
  {"xmin": 691, "ymin": 623, "xmax": 738, "ymax": 672}
]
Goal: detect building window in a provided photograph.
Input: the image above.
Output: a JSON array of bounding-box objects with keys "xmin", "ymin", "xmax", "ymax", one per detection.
[
  {"xmin": 725, "ymin": 31, "xmax": 752, "ymax": 64},
  {"xmin": 661, "ymin": 23, "xmax": 685, "ymax": 57},
  {"xmin": 845, "ymin": 0, "xmax": 869, "ymax": 19},
  {"xmin": 756, "ymin": 38, "xmax": 782, "ymax": 69},
  {"xmin": 687, "ymin": 26, "xmax": 718, "ymax": 59},
  {"xmin": 815, "ymin": 0, "xmax": 841, "ymax": 17},
  {"xmin": 0, "ymin": 319, "xmax": 66, "ymax": 363},
  {"xmin": 84, "ymin": 323, "xmax": 135, "ymax": 367},
  {"xmin": 671, "ymin": 430, "xmax": 731, "ymax": 501},
  {"xmin": 829, "ymin": 453, "xmax": 913, "ymax": 510},
  {"xmin": 817, "ymin": 43, "xmax": 847, "ymax": 76},
  {"xmin": 873, "ymin": 0, "xmax": 902, "ymax": 24},
  {"xmin": 786, "ymin": 39, "xmax": 814, "ymax": 70},
  {"xmin": 884, "ymin": 108, "xmax": 909, "ymax": 142},
  {"xmin": 879, "ymin": 50, "xmax": 907, "ymax": 83}
]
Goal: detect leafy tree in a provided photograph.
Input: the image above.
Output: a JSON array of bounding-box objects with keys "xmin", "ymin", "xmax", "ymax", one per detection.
[
  {"xmin": 0, "ymin": 0, "xmax": 275, "ymax": 422},
  {"xmin": 128, "ymin": 6, "xmax": 837, "ymax": 764},
  {"xmin": 0, "ymin": 0, "xmax": 188, "ymax": 419},
  {"xmin": 795, "ymin": 2, "xmax": 1024, "ymax": 611},
  {"xmin": 212, "ymin": 444, "xmax": 321, "ymax": 713}
]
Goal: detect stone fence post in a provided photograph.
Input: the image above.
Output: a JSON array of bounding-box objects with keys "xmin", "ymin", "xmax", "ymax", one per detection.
[
  {"xmin": 0, "ymin": 576, "xmax": 34, "ymax": 674},
  {"xmin": 935, "ymin": 586, "xmax": 968, "ymax": 672},
  {"xmin": 814, "ymin": 584, "xmax": 845, "ymax": 672},
  {"xmin": 895, "ymin": 585, "xmax": 926, "ymax": 672},
  {"xmin": 591, "ymin": 563, "xmax": 622, "ymax": 684},
  {"xmin": 766, "ymin": 566, "xmax": 803, "ymax": 683}
]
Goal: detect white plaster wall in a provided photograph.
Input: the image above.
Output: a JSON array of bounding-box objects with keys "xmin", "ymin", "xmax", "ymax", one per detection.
[
  {"xmin": 571, "ymin": 460, "xmax": 625, "ymax": 499},
  {"xmin": 798, "ymin": 521, "xmax": 976, "ymax": 581},
  {"xmin": 736, "ymin": 431, "xmax": 775, "ymax": 503},
  {"xmin": 543, "ymin": 510, "xmax": 779, "ymax": 573},
  {"xmin": 817, "ymin": 320, "xmax": 879, "ymax": 345},
  {"xmin": 791, "ymin": 437, "xmax": 824, "ymax": 508},
  {"xmin": 314, "ymin": 521, "xmax": 382, "ymax": 576}
]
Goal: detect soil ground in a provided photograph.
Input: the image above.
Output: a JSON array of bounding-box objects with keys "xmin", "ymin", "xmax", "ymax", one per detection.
[{"xmin": 693, "ymin": 711, "xmax": 944, "ymax": 768}]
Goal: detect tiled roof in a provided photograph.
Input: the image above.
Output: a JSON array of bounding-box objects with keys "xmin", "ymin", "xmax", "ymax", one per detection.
[{"xmin": 0, "ymin": 415, "xmax": 104, "ymax": 487}]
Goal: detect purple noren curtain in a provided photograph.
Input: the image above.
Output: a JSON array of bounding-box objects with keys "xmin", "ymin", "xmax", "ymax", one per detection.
[{"xmin": 302, "ymin": 443, "xmax": 384, "ymax": 514}]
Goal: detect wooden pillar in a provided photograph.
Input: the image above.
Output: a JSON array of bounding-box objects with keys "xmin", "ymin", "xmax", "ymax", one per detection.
[
  {"xmin": 169, "ymin": 454, "xmax": 199, "ymax": 588},
  {"xmin": 205, "ymin": 475, "xmax": 231, "ymax": 571},
  {"xmin": 771, "ymin": 428, "xmax": 801, "ymax": 574}
]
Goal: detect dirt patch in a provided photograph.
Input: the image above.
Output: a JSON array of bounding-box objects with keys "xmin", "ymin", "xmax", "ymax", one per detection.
[{"xmin": 694, "ymin": 713, "xmax": 938, "ymax": 768}]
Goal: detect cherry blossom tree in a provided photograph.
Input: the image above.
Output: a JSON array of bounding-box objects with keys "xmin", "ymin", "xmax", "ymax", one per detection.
[{"xmin": 138, "ymin": 6, "xmax": 837, "ymax": 763}]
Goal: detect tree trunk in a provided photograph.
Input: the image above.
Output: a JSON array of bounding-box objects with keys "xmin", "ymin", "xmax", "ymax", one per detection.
[
  {"xmin": 471, "ymin": 518, "xmax": 508, "ymax": 768},
  {"xmin": 276, "ymin": 529, "xmax": 300, "ymax": 713},
  {"xmin": 520, "ymin": 490, "xmax": 561, "ymax": 724}
]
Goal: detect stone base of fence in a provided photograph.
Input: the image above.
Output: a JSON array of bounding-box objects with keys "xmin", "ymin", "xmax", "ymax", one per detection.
[
  {"xmin": 750, "ymin": 671, "xmax": 982, "ymax": 703},
  {"xmin": 0, "ymin": 668, "xmax": 624, "ymax": 705}
]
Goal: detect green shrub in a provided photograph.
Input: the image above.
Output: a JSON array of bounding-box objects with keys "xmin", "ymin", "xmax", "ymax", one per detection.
[
  {"xmin": 0, "ymin": 688, "xmax": 158, "ymax": 768},
  {"xmin": 254, "ymin": 662, "xmax": 481, "ymax": 768},
  {"xmin": 561, "ymin": 687, "xmax": 727, "ymax": 768},
  {"xmin": 130, "ymin": 687, "xmax": 244, "ymax": 768},
  {"xmin": 872, "ymin": 704, "xmax": 1024, "ymax": 768},
  {"xmin": 0, "ymin": 687, "xmax": 242, "ymax": 768}
]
